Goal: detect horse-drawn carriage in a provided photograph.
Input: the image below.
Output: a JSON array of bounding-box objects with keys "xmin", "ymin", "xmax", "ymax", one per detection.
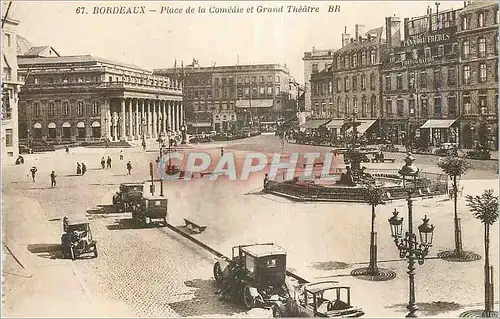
[
  {"xmin": 61, "ymin": 217, "xmax": 98, "ymax": 260},
  {"xmin": 112, "ymin": 183, "xmax": 143, "ymax": 212}
]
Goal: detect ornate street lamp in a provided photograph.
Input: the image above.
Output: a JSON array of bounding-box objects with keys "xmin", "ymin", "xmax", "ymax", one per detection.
[
  {"xmin": 388, "ymin": 153, "xmax": 435, "ymax": 318},
  {"xmin": 156, "ymin": 132, "xmax": 165, "ymax": 197}
]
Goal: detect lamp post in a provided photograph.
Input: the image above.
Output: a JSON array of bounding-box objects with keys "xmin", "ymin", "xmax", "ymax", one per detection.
[
  {"xmin": 388, "ymin": 153, "xmax": 435, "ymax": 318},
  {"xmin": 156, "ymin": 132, "xmax": 165, "ymax": 197}
]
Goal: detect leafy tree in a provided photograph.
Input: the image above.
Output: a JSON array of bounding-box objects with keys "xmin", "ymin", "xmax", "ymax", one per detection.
[
  {"xmin": 437, "ymin": 156, "xmax": 472, "ymax": 256},
  {"xmin": 466, "ymin": 189, "xmax": 499, "ymax": 316}
]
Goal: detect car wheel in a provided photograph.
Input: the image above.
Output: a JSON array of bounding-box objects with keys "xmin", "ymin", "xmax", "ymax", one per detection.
[
  {"xmin": 69, "ymin": 247, "xmax": 76, "ymax": 261},
  {"xmin": 271, "ymin": 304, "xmax": 282, "ymax": 317},
  {"xmin": 93, "ymin": 245, "xmax": 98, "ymax": 258},
  {"xmin": 213, "ymin": 262, "xmax": 223, "ymax": 284},
  {"xmin": 243, "ymin": 284, "xmax": 255, "ymax": 309}
]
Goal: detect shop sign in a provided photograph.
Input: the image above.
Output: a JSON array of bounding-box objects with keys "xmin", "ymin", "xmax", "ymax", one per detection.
[{"xmin": 402, "ymin": 33, "xmax": 451, "ymax": 47}]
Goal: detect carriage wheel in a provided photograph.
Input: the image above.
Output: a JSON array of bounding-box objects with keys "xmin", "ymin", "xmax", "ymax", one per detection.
[
  {"xmin": 243, "ymin": 284, "xmax": 256, "ymax": 309},
  {"xmin": 213, "ymin": 262, "xmax": 223, "ymax": 284}
]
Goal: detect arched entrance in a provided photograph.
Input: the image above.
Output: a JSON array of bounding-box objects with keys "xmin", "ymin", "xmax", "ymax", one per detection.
[
  {"xmin": 77, "ymin": 122, "xmax": 86, "ymax": 139},
  {"xmin": 33, "ymin": 122, "xmax": 42, "ymax": 139},
  {"xmin": 462, "ymin": 124, "xmax": 473, "ymax": 149},
  {"xmin": 62, "ymin": 122, "xmax": 71, "ymax": 139},
  {"xmin": 91, "ymin": 121, "xmax": 101, "ymax": 138},
  {"xmin": 48, "ymin": 122, "xmax": 56, "ymax": 139}
]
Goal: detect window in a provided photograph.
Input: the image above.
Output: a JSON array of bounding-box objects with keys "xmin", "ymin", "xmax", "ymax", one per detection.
[
  {"xmin": 421, "ymin": 97, "xmax": 429, "ymax": 117},
  {"xmin": 259, "ymin": 87, "xmax": 265, "ymax": 95},
  {"xmin": 478, "ymin": 12, "xmax": 485, "ymax": 28},
  {"xmin": 252, "ymin": 87, "xmax": 258, "ymax": 96},
  {"xmin": 448, "ymin": 68, "xmax": 456, "ymax": 85},
  {"xmin": 496, "ymin": 9, "xmax": 499, "ymax": 24},
  {"xmin": 438, "ymin": 45, "xmax": 444, "ymax": 56},
  {"xmin": 409, "ymin": 97, "xmax": 415, "ymax": 116},
  {"xmin": 448, "ymin": 95, "xmax": 457, "ymax": 117},
  {"xmin": 412, "ymin": 49, "xmax": 418, "ymax": 60},
  {"xmin": 4, "ymin": 33, "xmax": 10, "ymax": 47},
  {"xmin": 62, "ymin": 102, "xmax": 69, "ymax": 115},
  {"xmin": 336, "ymin": 97, "xmax": 341, "ymax": 117},
  {"xmin": 479, "ymin": 63, "xmax": 487, "ymax": 82},
  {"xmin": 244, "ymin": 77, "xmax": 249, "ymax": 84},
  {"xmin": 386, "ymin": 99, "xmax": 392, "ymax": 116},
  {"xmin": 266, "ymin": 258, "xmax": 277, "ymax": 268},
  {"xmin": 420, "ymin": 72, "xmax": 428, "ymax": 88},
  {"xmin": 275, "ymin": 76, "xmax": 280, "ymax": 84},
  {"xmin": 237, "ymin": 77, "xmax": 242, "ymax": 84},
  {"xmin": 370, "ymin": 96, "xmax": 376, "ymax": 118},
  {"xmin": 312, "ymin": 63, "xmax": 319, "ymax": 73},
  {"xmin": 267, "ymin": 75, "xmax": 272, "ymax": 83},
  {"xmin": 34, "ymin": 102, "xmax": 41, "ymax": 116},
  {"xmin": 463, "ymin": 65, "xmax": 471, "ymax": 84},
  {"xmin": 370, "ymin": 50, "xmax": 376, "ymax": 64},
  {"xmin": 370, "ymin": 73, "xmax": 375, "ymax": 90},
  {"xmin": 478, "ymin": 38, "xmax": 486, "ymax": 57},
  {"xmin": 353, "ymin": 97, "xmax": 358, "ymax": 113},
  {"xmin": 352, "ymin": 76, "xmax": 357, "ymax": 92},
  {"xmin": 434, "ymin": 96, "xmax": 442, "ymax": 117},
  {"xmin": 361, "ymin": 51, "xmax": 366, "ymax": 65},
  {"xmin": 344, "ymin": 77, "xmax": 350, "ymax": 91},
  {"xmin": 462, "ymin": 40, "xmax": 470, "ymax": 59},
  {"xmin": 328, "ymin": 81, "xmax": 333, "ymax": 94},
  {"xmin": 1, "ymin": 90, "xmax": 11, "ymax": 120},
  {"xmin": 109, "ymin": 76, "xmax": 113, "ymax": 82},
  {"xmin": 245, "ymin": 255, "xmax": 255, "ymax": 274},
  {"xmin": 462, "ymin": 16, "xmax": 468, "ymax": 30},
  {"xmin": 385, "ymin": 75, "xmax": 391, "ymax": 91},
  {"xmin": 93, "ymin": 101, "xmax": 99, "ymax": 115},
  {"xmin": 352, "ymin": 53, "xmax": 358, "ymax": 67},
  {"xmin": 344, "ymin": 56, "xmax": 349, "ymax": 68},
  {"xmin": 336, "ymin": 78, "xmax": 341, "ymax": 92},
  {"xmin": 397, "ymin": 99, "xmax": 403, "ymax": 117},
  {"xmin": 409, "ymin": 72, "xmax": 416, "ymax": 90},
  {"xmin": 361, "ymin": 96, "xmax": 367, "ymax": 117},
  {"xmin": 5, "ymin": 129, "xmax": 12, "ymax": 147},
  {"xmin": 34, "ymin": 77, "xmax": 39, "ymax": 84},
  {"xmin": 425, "ymin": 47, "xmax": 431, "ymax": 57},
  {"xmin": 479, "ymin": 93, "xmax": 487, "ymax": 113},
  {"xmin": 396, "ymin": 74, "xmax": 403, "ymax": 90},
  {"xmin": 344, "ymin": 97, "xmax": 349, "ymax": 115},
  {"xmin": 259, "ymin": 76, "xmax": 264, "ymax": 83},
  {"xmin": 222, "ymin": 77, "xmax": 227, "ymax": 85},
  {"xmin": 361, "ymin": 75, "xmax": 366, "ymax": 90},
  {"xmin": 463, "ymin": 94, "xmax": 472, "ymax": 114},
  {"xmin": 77, "ymin": 102, "xmax": 84, "ymax": 115},
  {"xmin": 48, "ymin": 102, "xmax": 55, "ymax": 116},
  {"xmin": 275, "ymin": 86, "xmax": 280, "ymax": 94},
  {"xmin": 244, "ymin": 87, "xmax": 250, "ymax": 97},
  {"xmin": 267, "ymin": 86, "xmax": 273, "ymax": 95},
  {"xmin": 434, "ymin": 69, "xmax": 442, "ymax": 89}
]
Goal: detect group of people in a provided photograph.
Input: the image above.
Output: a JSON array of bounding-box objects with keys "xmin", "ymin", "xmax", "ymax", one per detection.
[
  {"xmin": 76, "ymin": 162, "xmax": 87, "ymax": 175},
  {"xmin": 29, "ymin": 166, "xmax": 57, "ymax": 188},
  {"xmin": 100, "ymin": 156, "xmax": 113, "ymax": 169}
]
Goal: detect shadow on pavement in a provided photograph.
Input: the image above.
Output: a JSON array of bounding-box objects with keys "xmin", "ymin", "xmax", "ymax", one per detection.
[
  {"xmin": 87, "ymin": 205, "xmax": 118, "ymax": 215},
  {"xmin": 106, "ymin": 218, "xmax": 166, "ymax": 230},
  {"xmin": 386, "ymin": 301, "xmax": 462, "ymax": 316},
  {"xmin": 169, "ymin": 279, "xmax": 244, "ymax": 317},
  {"xmin": 63, "ymin": 174, "xmax": 81, "ymax": 177},
  {"xmin": 27, "ymin": 243, "xmax": 64, "ymax": 259},
  {"xmin": 26, "ymin": 187, "xmax": 57, "ymax": 190},
  {"xmin": 311, "ymin": 261, "xmax": 351, "ymax": 270}
]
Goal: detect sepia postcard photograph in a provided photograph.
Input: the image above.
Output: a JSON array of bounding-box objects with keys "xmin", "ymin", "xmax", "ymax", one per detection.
[{"xmin": 1, "ymin": 1, "xmax": 499, "ymax": 318}]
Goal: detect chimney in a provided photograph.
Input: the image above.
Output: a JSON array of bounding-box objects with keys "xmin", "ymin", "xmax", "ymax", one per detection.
[
  {"xmin": 385, "ymin": 16, "xmax": 402, "ymax": 48},
  {"xmin": 355, "ymin": 24, "xmax": 366, "ymax": 43},
  {"xmin": 403, "ymin": 17, "xmax": 409, "ymax": 40},
  {"xmin": 428, "ymin": 7, "xmax": 433, "ymax": 32},
  {"xmin": 341, "ymin": 26, "xmax": 351, "ymax": 47}
]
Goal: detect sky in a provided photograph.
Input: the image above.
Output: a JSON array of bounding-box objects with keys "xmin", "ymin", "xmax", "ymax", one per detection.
[{"xmin": 9, "ymin": 1, "xmax": 465, "ymax": 83}]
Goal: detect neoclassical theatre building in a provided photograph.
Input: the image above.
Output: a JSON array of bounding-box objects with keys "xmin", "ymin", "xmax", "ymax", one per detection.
[{"xmin": 17, "ymin": 50, "xmax": 183, "ymax": 144}]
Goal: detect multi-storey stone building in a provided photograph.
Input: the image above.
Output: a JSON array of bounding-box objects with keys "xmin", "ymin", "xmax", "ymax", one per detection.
[
  {"xmin": 457, "ymin": 1, "xmax": 498, "ymax": 149},
  {"xmin": 302, "ymin": 47, "xmax": 336, "ymax": 114},
  {"xmin": 154, "ymin": 63, "xmax": 290, "ymax": 133},
  {"xmin": 1, "ymin": 9, "xmax": 22, "ymax": 161},
  {"xmin": 17, "ymin": 53, "xmax": 183, "ymax": 144},
  {"xmin": 382, "ymin": 7, "xmax": 462, "ymax": 146}
]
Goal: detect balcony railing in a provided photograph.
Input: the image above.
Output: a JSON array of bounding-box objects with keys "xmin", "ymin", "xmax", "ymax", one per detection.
[{"xmin": 22, "ymin": 80, "xmax": 182, "ymax": 93}]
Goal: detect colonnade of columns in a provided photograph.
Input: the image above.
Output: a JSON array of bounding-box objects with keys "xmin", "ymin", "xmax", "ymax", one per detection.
[{"xmin": 102, "ymin": 98, "xmax": 183, "ymax": 142}]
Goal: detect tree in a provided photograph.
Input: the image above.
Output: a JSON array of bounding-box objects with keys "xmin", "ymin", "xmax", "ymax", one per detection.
[
  {"xmin": 437, "ymin": 156, "xmax": 472, "ymax": 257},
  {"xmin": 363, "ymin": 184, "xmax": 386, "ymax": 274},
  {"xmin": 466, "ymin": 189, "xmax": 499, "ymax": 317}
]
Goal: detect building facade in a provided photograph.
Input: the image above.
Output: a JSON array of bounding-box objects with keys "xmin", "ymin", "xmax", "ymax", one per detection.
[
  {"xmin": 154, "ymin": 63, "xmax": 291, "ymax": 133},
  {"xmin": 382, "ymin": 7, "xmax": 462, "ymax": 146},
  {"xmin": 17, "ymin": 55, "xmax": 183, "ymax": 144},
  {"xmin": 2, "ymin": 13, "xmax": 22, "ymax": 161},
  {"xmin": 457, "ymin": 1, "xmax": 499, "ymax": 149},
  {"xmin": 302, "ymin": 47, "xmax": 336, "ymax": 113}
]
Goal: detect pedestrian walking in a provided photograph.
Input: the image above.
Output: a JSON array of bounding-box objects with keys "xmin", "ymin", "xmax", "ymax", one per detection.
[
  {"xmin": 106, "ymin": 156, "xmax": 112, "ymax": 168},
  {"xmin": 126, "ymin": 161, "xmax": 132, "ymax": 175},
  {"xmin": 81, "ymin": 163, "xmax": 87, "ymax": 175},
  {"xmin": 65, "ymin": 146, "xmax": 69, "ymax": 154},
  {"xmin": 120, "ymin": 150, "xmax": 124, "ymax": 161},
  {"xmin": 76, "ymin": 162, "xmax": 82, "ymax": 175},
  {"xmin": 263, "ymin": 174, "xmax": 269, "ymax": 190},
  {"xmin": 101, "ymin": 157, "xmax": 106, "ymax": 169},
  {"xmin": 220, "ymin": 147, "xmax": 224, "ymax": 157},
  {"xmin": 50, "ymin": 171, "xmax": 57, "ymax": 187},
  {"xmin": 30, "ymin": 166, "xmax": 38, "ymax": 182}
]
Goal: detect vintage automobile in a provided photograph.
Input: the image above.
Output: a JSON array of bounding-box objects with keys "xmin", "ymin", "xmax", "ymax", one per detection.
[
  {"xmin": 112, "ymin": 183, "xmax": 144, "ymax": 212},
  {"xmin": 213, "ymin": 243, "xmax": 292, "ymax": 312},
  {"xmin": 131, "ymin": 194, "xmax": 168, "ymax": 226},
  {"xmin": 290, "ymin": 281, "xmax": 365, "ymax": 317},
  {"xmin": 60, "ymin": 217, "xmax": 98, "ymax": 260},
  {"xmin": 465, "ymin": 148, "xmax": 491, "ymax": 160}
]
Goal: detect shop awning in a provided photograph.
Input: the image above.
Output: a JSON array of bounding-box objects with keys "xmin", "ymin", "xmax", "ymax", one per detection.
[
  {"xmin": 325, "ymin": 119, "xmax": 344, "ymax": 129},
  {"xmin": 190, "ymin": 122, "xmax": 212, "ymax": 127},
  {"xmin": 420, "ymin": 119, "xmax": 457, "ymax": 129},
  {"xmin": 236, "ymin": 99, "xmax": 274, "ymax": 108},
  {"xmin": 347, "ymin": 119, "xmax": 378, "ymax": 134},
  {"xmin": 299, "ymin": 119, "xmax": 331, "ymax": 129}
]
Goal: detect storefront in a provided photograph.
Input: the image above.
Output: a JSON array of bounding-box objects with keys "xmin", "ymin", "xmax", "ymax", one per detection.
[{"xmin": 419, "ymin": 119, "xmax": 458, "ymax": 146}]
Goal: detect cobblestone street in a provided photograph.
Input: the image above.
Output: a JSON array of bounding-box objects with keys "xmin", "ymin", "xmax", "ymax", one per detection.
[{"xmin": 2, "ymin": 135, "xmax": 499, "ymax": 317}]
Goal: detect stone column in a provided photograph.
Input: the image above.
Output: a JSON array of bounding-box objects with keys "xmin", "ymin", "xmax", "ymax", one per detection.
[
  {"xmin": 179, "ymin": 103, "xmax": 184, "ymax": 128},
  {"xmin": 128, "ymin": 99, "xmax": 133, "ymax": 140},
  {"xmin": 112, "ymin": 111, "xmax": 118, "ymax": 141},
  {"xmin": 168, "ymin": 101, "xmax": 173, "ymax": 132},
  {"xmin": 119, "ymin": 99, "xmax": 126, "ymax": 141},
  {"xmin": 175, "ymin": 102, "xmax": 180, "ymax": 132},
  {"xmin": 134, "ymin": 99, "xmax": 139, "ymax": 139},
  {"xmin": 162, "ymin": 101, "xmax": 167, "ymax": 134},
  {"xmin": 101, "ymin": 98, "xmax": 111, "ymax": 140},
  {"xmin": 147, "ymin": 100, "xmax": 152, "ymax": 138},
  {"xmin": 140, "ymin": 99, "xmax": 145, "ymax": 137},
  {"xmin": 151, "ymin": 100, "xmax": 157, "ymax": 138}
]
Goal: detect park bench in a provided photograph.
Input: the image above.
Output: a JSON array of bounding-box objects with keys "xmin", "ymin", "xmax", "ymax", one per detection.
[
  {"xmin": 184, "ymin": 218, "xmax": 207, "ymax": 234},
  {"xmin": 371, "ymin": 158, "xmax": 396, "ymax": 163}
]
